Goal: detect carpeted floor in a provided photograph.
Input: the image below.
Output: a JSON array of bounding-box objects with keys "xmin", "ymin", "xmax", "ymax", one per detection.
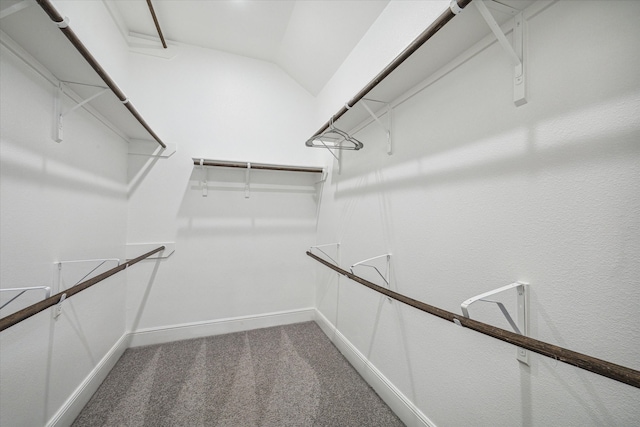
[{"xmin": 72, "ymin": 321, "xmax": 405, "ymax": 426}]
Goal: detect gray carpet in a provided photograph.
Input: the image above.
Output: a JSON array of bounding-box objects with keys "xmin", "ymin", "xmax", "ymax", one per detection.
[{"xmin": 72, "ymin": 322, "xmax": 405, "ymax": 426}]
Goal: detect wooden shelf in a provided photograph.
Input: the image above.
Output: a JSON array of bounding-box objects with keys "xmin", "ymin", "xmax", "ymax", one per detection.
[
  {"xmin": 0, "ymin": 1, "xmax": 165, "ymax": 145},
  {"xmin": 193, "ymin": 158, "xmax": 324, "ymax": 174},
  {"xmin": 316, "ymin": 0, "xmax": 542, "ymax": 137}
]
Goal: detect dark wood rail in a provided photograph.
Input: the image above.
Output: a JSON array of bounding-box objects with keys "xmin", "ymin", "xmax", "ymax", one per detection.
[
  {"xmin": 0, "ymin": 246, "xmax": 165, "ymax": 332},
  {"xmin": 194, "ymin": 158, "xmax": 324, "ymax": 174},
  {"xmin": 306, "ymin": 251, "xmax": 640, "ymax": 389},
  {"xmin": 35, "ymin": 0, "xmax": 167, "ymax": 149},
  {"xmin": 146, "ymin": 0, "xmax": 167, "ymax": 49}
]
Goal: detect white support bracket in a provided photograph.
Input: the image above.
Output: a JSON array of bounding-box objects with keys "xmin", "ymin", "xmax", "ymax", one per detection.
[
  {"xmin": 475, "ymin": 0, "xmax": 527, "ymax": 106},
  {"xmin": 54, "ymin": 82, "xmax": 109, "ymax": 142},
  {"xmin": 199, "ymin": 158, "xmax": 208, "ymax": 197},
  {"xmin": 54, "ymin": 293, "xmax": 66, "ymax": 319},
  {"xmin": 461, "ymin": 281, "xmax": 530, "ymax": 365},
  {"xmin": 0, "ymin": 286, "xmax": 51, "ymax": 311},
  {"xmin": 128, "ymin": 139, "xmax": 176, "ymax": 158},
  {"xmin": 315, "ymin": 168, "xmax": 328, "ymax": 185},
  {"xmin": 245, "ymin": 162, "xmax": 251, "ymax": 199},
  {"xmin": 351, "ymin": 254, "xmax": 392, "ymax": 302},
  {"xmin": 360, "ymin": 98, "xmax": 393, "ymax": 155},
  {"xmin": 310, "ymin": 242, "xmax": 341, "ymax": 267}
]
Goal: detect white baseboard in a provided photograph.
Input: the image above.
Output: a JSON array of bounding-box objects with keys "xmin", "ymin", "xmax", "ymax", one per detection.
[
  {"xmin": 314, "ymin": 310, "xmax": 437, "ymax": 427},
  {"xmin": 46, "ymin": 333, "xmax": 131, "ymax": 427},
  {"xmin": 129, "ymin": 307, "xmax": 316, "ymax": 348}
]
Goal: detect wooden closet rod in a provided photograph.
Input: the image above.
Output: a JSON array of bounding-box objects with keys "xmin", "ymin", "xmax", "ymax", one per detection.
[
  {"xmin": 146, "ymin": 0, "xmax": 167, "ymax": 49},
  {"xmin": 194, "ymin": 159, "xmax": 324, "ymax": 174},
  {"xmin": 309, "ymin": 0, "xmax": 473, "ymax": 140},
  {"xmin": 0, "ymin": 246, "xmax": 165, "ymax": 332},
  {"xmin": 34, "ymin": 0, "xmax": 167, "ymax": 149},
  {"xmin": 306, "ymin": 251, "xmax": 640, "ymax": 389}
]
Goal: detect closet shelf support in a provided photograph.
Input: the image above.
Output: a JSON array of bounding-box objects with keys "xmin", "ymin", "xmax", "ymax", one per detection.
[
  {"xmin": 55, "ymin": 82, "xmax": 109, "ymax": 142},
  {"xmin": 474, "ymin": 0, "xmax": 526, "ymax": 106},
  {"xmin": 54, "ymin": 293, "xmax": 66, "ymax": 319},
  {"xmin": 245, "ymin": 162, "xmax": 251, "ymax": 199},
  {"xmin": 461, "ymin": 281, "xmax": 530, "ymax": 364},
  {"xmin": 309, "ymin": 243, "xmax": 341, "ymax": 267},
  {"xmin": 351, "ymin": 254, "xmax": 392, "ymax": 301},
  {"xmin": 0, "ymin": 286, "xmax": 51, "ymax": 311},
  {"xmin": 200, "ymin": 158, "xmax": 208, "ymax": 197},
  {"xmin": 360, "ymin": 98, "xmax": 393, "ymax": 155},
  {"xmin": 128, "ymin": 139, "xmax": 176, "ymax": 158}
]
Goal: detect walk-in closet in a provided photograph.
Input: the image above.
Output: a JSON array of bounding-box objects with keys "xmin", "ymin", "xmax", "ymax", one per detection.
[{"xmin": 1, "ymin": 0, "xmax": 639, "ymax": 425}]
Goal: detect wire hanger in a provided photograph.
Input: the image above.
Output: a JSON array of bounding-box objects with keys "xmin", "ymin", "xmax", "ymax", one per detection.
[{"xmin": 305, "ymin": 117, "xmax": 363, "ymax": 151}]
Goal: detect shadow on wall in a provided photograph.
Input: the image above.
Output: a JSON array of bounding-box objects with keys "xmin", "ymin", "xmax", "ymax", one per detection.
[
  {"xmin": 330, "ymin": 89, "xmax": 640, "ymax": 200},
  {"xmin": 130, "ymin": 257, "xmax": 163, "ymax": 333},
  {"xmin": 0, "ymin": 138, "xmax": 126, "ymax": 201},
  {"xmin": 128, "ymin": 151, "xmax": 162, "ymax": 197},
  {"xmin": 327, "ymin": 0, "xmax": 640, "ymax": 195},
  {"xmin": 173, "ymin": 166, "xmax": 321, "ymax": 238},
  {"xmin": 187, "ymin": 166, "xmax": 320, "ymax": 197}
]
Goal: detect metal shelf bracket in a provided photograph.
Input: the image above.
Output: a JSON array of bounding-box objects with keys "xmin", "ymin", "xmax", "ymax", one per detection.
[
  {"xmin": 54, "ymin": 81, "xmax": 109, "ymax": 142},
  {"xmin": 54, "ymin": 293, "xmax": 66, "ymax": 319},
  {"xmin": 310, "ymin": 243, "xmax": 341, "ymax": 267},
  {"xmin": 199, "ymin": 158, "xmax": 208, "ymax": 197},
  {"xmin": 475, "ymin": 0, "xmax": 527, "ymax": 106},
  {"xmin": 315, "ymin": 168, "xmax": 328, "ymax": 184},
  {"xmin": 128, "ymin": 139, "xmax": 176, "ymax": 158},
  {"xmin": 461, "ymin": 281, "xmax": 530, "ymax": 364},
  {"xmin": 351, "ymin": 253, "xmax": 392, "ymax": 301},
  {"xmin": 360, "ymin": 98, "xmax": 393, "ymax": 155},
  {"xmin": 54, "ymin": 257, "xmax": 121, "ymax": 317},
  {"xmin": 0, "ymin": 286, "xmax": 51, "ymax": 311},
  {"xmin": 245, "ymin": 162, "xmax": 251, "ymax": 199}
]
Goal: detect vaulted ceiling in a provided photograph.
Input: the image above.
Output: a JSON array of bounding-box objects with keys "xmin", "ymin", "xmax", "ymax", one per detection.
[{"xmin": 106, "ymin": 0, "xmax": 390, "ymax": 96}]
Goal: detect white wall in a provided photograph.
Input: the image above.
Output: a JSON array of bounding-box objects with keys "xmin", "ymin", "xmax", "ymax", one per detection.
[
  {"xmin": 48, "ymin": 0, "xmax": 323, "ymax": 332},
  {"xmin": 2, "ymin": 0, "xmax": 322, "ymax": 423},
  {"xmin": 316, "ymin": 0, "xmax": 450, "ymax": 123},
  {"xmin": 3, "ymin": 0, "xmax": 639, "ymax": 426},
  {"xmin": 314, "ymin": 1, "xmax": 640, "ymax": 426},
  {"xmin": 0, "ymin": 42, "xmax": 129, "ymax": 425},
  {"xmin": 123, "ymin": 40, "xmax": 321, "ymax": 332}
]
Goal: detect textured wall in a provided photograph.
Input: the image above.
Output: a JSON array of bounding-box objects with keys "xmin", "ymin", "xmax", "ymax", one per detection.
[
  {"xmin": 49, "ymin": 0, "xmax": 323, "ymax": 332},
  {"xmin": 1, "ymin": 1, "xmax": 322, "ymax": 424},
  {"xmin": 0, "ymin": 43, "xmax": 129, "ymax": 425},
  {"xmin": 3, "ymin": 0, "xmax": 639, "ymax": 425},
  {"xmin": 314, "ymin": 1, "xmax": 640, "ymax": 425},
  {"xmin": 122, "ymin": 42, "xmax": 321, "ymax": 331}
]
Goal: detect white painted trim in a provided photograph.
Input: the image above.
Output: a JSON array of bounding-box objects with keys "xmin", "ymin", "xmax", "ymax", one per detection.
[
  {"xmin": 314, "ymin": 309, "xmax": 437, "ymax": 427},
  {"xmin": 46, "ymin": 333, "xmax": 131, "ymax": 427},
  {"xmin": 129, "ymin": 307, "xmax": 316, "ymax": 347}
]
